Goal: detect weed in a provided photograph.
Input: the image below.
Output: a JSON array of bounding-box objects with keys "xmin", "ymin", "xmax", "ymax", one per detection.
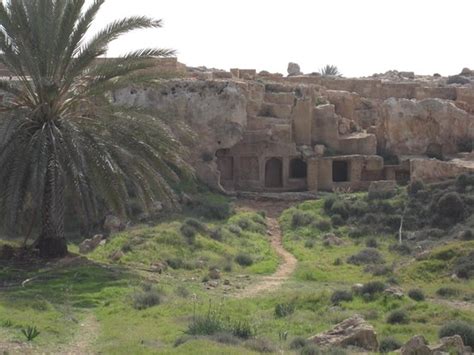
[
  {"xmin": 290, "ymin": 336, "xmax": 307, "ymax": 349},
  {"xmin": 387, "ymin": 309, "xmax": 409, "ymax": 324},
  {"xmin": 408, "ymin": 289, "xmax": 425, "ymax": 302},
  {"xmin": 21, "ymin": 325, "xmax": 40, "ymax": 341},
  {"xmin": 347, "ymin": 248, "xmax": 384, "ymax": 265},
  {"xmin": 292, "ymin": 211, "xmax": 315, "ymax": 228},
  {"xmin": 379, "ymin": 336, "xmax": 402, "ymax": 353},
  {"xmin": 131, "ymin": 286, "xmax": 161, "ymax": 310},
  {"xmin": 274, "ymin": 302, "xmax": 295, "ymax": 318},
  {"xmin": 330, "ymin": 290, "xmax": 353, "ymax": 305}
]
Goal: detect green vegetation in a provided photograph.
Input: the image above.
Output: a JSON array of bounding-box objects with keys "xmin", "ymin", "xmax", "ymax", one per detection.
[{"xmin": 320, "ymin": 65, "xmax": 341, "ymax": 76}]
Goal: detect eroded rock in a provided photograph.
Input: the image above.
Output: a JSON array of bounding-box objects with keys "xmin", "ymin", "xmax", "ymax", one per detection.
[{"xmin": 307, "ymin": 315, "xmax": 378, "ymax": 351}]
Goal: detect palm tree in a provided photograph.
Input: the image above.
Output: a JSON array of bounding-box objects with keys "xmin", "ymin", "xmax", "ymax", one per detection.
[
  {"xmin": 0, "ymin": 0, "xmax": 192, "ymax": 258},
  {"xmin": 320, "ymin": 65, "xmax": 340, "ymax": 76}
]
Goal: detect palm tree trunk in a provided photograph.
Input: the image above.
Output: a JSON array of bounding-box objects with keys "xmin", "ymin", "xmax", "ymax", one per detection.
[{"xmin": 35, "ymin": 155, "xmax": 68, "ymax": 258}]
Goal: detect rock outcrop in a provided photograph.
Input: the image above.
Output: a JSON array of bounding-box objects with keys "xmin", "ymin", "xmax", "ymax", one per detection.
[
  {"xmin": 307, "ymin": 315, "xmax": 378, "ymax": 351},
  {"xmin": 114, "ymin": 80, "xmax": 248, "ymax": 189},
  {"xmin": 401, "ymin": 335, "xmax": 472, "ymax": 355},
  {"xmin": 378, "ymin": 98, "xmax": 474, "ymax": 155}
]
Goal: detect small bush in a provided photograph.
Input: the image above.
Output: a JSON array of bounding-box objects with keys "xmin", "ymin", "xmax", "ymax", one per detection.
[
  {"xmin": 389, "ymin": 243, "xmax": 412, "ymax": 255},
  {"xmin": 379, "ymin": 336, "xmax": 402, "ymax": 353},
  {"xmin": 289, "ymin": 337, "xmax": 307, "ymax": 350},
  {"xmin": 439, "ymin": 320, "xmax": 474, "ymax": 347},
  {"xmin": 292, "ymin": 211, "xmax": 316, "ymax": 228},
  {"xmin": 195, "ymin": 196, "xmax": 232, "ymax": 220},
  {"xmin": 331, "ymin": 214, "xmax": 344, "ymax": 227},
  {"xmin": 274, "ymin": 302, "xmax": 295, "ymax": 318},
  {"xmin": 314, "ymin": 219, "xmax": 331, "ymax": 232},
  {"xmin": 209, "ymin": 227, "xmax": 223, "ymax": 242},
  {"xmin": 324, "ymin": 196, "xmax": 336, "ymax": 211},
  {"xmin": 460, "ymin": 230, "xmax": 474, "ymax": 241},
  {"xmin": 436, "ymin": 287, "xmax": 460, "ymax": 298},
  {"xmin": 387, "ymin": 309, "xmax": 409, "ymax": 324},
  {"xmin": 330, "ymin": 290, "xmax": 353, "ymax": 305},
  {"xmin": 366, "ymin": 264, "xmax": 393, "ymax": 276},
  {"xmin": 211, "ymin": 332, "xmax": 240, "ymax": 345},
  {"xmin": 305, "ymin": 240, "xmax": 315, "ymax": 249},
  {"xmin": 333, "ymin": 258, "xmax": 343, "ymax": 266},
  {"xmin": 228, "ymin": 224, "xmax": 242, "ymax": 236},
  {"xmin": 360, "ymin": 281, "xmax": 386, "ymax": 296},
  {"xmin": 231, "ymin": 320, "xmax": 255, "ymax": 339},
  {"xmin": 456, "ymin": 173, "xmax": 474, "ymax": 191},
  {"xmin": 132, "ymin": 287, "xmax": 161, "ymax": 310},
  {"xmin": 245, "ymin": 338, "xmax": 276, "ymax": 353},
  {"xmin": 347, "ymin": 248, "xmax": 384, "ymax": 265},
  {"xmin": 366, "ymin": 238, "xmax": 378, "ymax": 248},
  {"xmin": 175, "ymin": 286, "xmax": 190, "ymax": 298},
  {"xmin": 408, "ymin": 289, "xmax": 425, "ymax": 302},
  {"xmin": 360, "ymin": 213, "xmax": 378, "ymax": 225},
  {"xmin": 180, "ymin": 224, "xmax": 197, "ymax": 244},
  {"xmin": 349, "ymin": 200, "xmax": 369, "ymax": 216},
  {"xmin": 454, "ymin": 252, "xmax": 474, "ymax": 279},
  {"xmin": 330, "ymin": 200, "xmax": 349, "ymax": 219},
  {"xmin": 186, "ymin": 305, "xmax": 226, "ymax": 336},
  {"xmin": 408, "ymin": 180, "xmax": 425, "ymax": 196},
  {"xmin": 436, "ymin": 192, "xmax": 465, "ymax": 223},
  {"xmin": 348, "ymin": 227, "xmax": 365, "ymax": 239},
  {"xmin": 235, "ymin": 253, "xmax": 253, "ymax": 267}
]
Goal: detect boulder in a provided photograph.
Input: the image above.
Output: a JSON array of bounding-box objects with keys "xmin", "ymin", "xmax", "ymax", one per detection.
[
  {"xmin": 287, "ymin": 62, "xmax": 302, "ymax": 76},
  {"xmin": 307, "ymin": 315, "xmax": 378, "ymax": 351},
  {"xmin": 400, "ymin": 335, "xmax": 431, "ymax": 355},
  {"xmin": 461, "ymin": 68, "xmax": 474, "ymax": 76},
  {"xmin": 383, "ymin": 286, "xmax": 404, "ymax": 299},
  {"xmin": 430, "ymin": 335, "xmax": 470, "ymax": 354},
  {"xmin": 79, "ymin": 234, "xmax": 105, "ymax": 254}
]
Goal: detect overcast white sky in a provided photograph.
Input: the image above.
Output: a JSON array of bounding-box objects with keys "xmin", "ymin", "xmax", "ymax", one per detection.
[{"xmin": 88, "ymin": 0, "xmax": 474, "ymax": 77}]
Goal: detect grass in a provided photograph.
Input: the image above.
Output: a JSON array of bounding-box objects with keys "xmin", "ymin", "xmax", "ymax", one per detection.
[{"xmin": 0, "ymin": 187, "xmax": 473, "ymax": 353}]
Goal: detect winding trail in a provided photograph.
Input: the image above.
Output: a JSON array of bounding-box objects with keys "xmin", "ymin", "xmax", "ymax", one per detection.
[{"xmin": 234, "ymin": 200, "xmax": 298, "ymax": 299}]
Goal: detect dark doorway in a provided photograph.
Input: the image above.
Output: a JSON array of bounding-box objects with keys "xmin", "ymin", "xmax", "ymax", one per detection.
[
  {"xmin": 333, "ymin": 161, "xmax": 349, "ymax": 182},
  {"xmin": 265, "ymin": 158, "xmax": 283, "ymax": 188},
  {"xmin": 290, "ymin": 158, "xmax": 307, "ymax": 179}
]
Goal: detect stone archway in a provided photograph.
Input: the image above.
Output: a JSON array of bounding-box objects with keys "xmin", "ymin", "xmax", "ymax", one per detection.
[{"xmin": 265, "ymin": 158, "xmax": 283, "ymax": 188}]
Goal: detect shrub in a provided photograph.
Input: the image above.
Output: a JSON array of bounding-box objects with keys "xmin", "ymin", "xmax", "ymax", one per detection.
[
  {"xmin": 324, "ymin": 196, "xmax": 336, "ymax": 211},
  {"xmin": 292, "ymin": 211, "xmax": 316, "ymax": 228},
  {"xmin": 379, "ymin": 336, "xmax": 402, "ymax": 353},
  {"xmin": 132, "ymin": 287, "xmax": 161, "ymax": 310},
  {"xmin": 175, "ymin": 286, "xmax": 190, "ymax": 298},
  {"xmin": 460, "ymin": 230, "xmax": 474, "ymax": 241},
  {"xmin": 347, "ymin": 248, "xmax": 384, "ymax": 265},
  {"xmin": 360, "ymin": 281, "xmax": 386, "ymax": 296},
  {"xmin": 305, "ymin": 240, "xmax": 315, "ymax": 249},
  {"xmin": 331, "ymin": 214, "xmax": 344, "ymax": 227},
  {"xmin": 211, "ymin": 332, "xmax": 240, "ymax": 345},
  {"xmin": 333, "ymin": 258, "xmax": 343, "ymax": 266},
  {"xmin": 436, "ymin": 287, "xmax": 460, "ymax": 298},
  {"xmin": 274, "ymin": 302, "xmax": 295, "ymax": 318},
  {"xmin": 231, "ymin": 320, "xmax": 255, "ymax": 339},
  {"xmin": 408, "ymin": 289, "xmax": 425, "ymax": 302},
  {"xmin": 408, "ymin": 180, "xmax": 425, "ymax": 196},
  {"xmin": 195, "ymin": 196, "xmax": 232, "ymax": 220},
  {"xmin": 439, "ymin": 320, "xmax": 474, "ymax": 347},
  {"xmin": 454, "ymin": 252, "xmax": 474, "ymax": 279},
  {"xmin": 314, "ymin": 219, "xmax": 331, "ymax": 232},
  {"xmin": 245, "ymin": 338, "xmax": 276, "ymax": 353},
  {"xmin": 330, "ymin": 290, "xmax": 353, "ymax": 305},
  {"xmin": 235, "ymin": 253, "xmax": 253, "ymax": 267},
  {"xmin": 180, "ymin": 224, "xmax": 197, "ymax": 244},
  {"xmin": 387, "ymin": 309, "xmax": 409, "ymax": 324},
  {"xmin": 209, "ymin": 227, "xmax": 223, "ymax": 242},
  {"xmin": 349, "ymin": 200, "xmax": 369, "ymax": 216},
  {"xmin": 366, "ymin": 238, "xmax": 378, "ymax": 248},
  {"xmin": 290, "ymin": 337, "xmax": 307, "ymax": 350},
  {"xmin": 389, "ymin": 243, "xmax": 412, "ymax": 255},
  {"xmin": 348, "ymin": 227, "xmax": 365, "ymax": 239},
  {"xmin": 436, "ymin": 192, "xmax": 465, "ymax": 222},
  {"xmin": 228, "ymin": 224, "xmax": 242, "ymax": 236},
  {"xmin": 456, "ymin": 173, "xmax": 474, "ymax": 191},
  {"xmin": 360, "ymin": 213, "xmax": 378, "ymax": 225},
  {"xmin": 330, "ymin": 200, "xmax": 349, "ymax": 219},
  {"xmin": 366, "ymin": 264, "xmax": 393, "ymax": 276}
]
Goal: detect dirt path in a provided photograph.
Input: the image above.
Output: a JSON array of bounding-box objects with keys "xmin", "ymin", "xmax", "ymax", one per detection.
[
  {"xmin": 55, "ymin": 313, "xmax": 100, "ymax": 355},
  {"xmin": 234, "ymin": 200, "xmax": 298, "ymax": 299}
]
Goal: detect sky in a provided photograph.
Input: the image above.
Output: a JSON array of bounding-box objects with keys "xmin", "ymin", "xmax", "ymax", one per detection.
[{"xmin": 87, "ymin": 0, "xmax": 474, "ymax": 77}]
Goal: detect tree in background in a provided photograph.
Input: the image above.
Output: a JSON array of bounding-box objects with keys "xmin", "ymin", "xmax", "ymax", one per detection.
[
  {"xmin": 0, "ymin": 0, "xmax": 192, "ymax": 258},
  {"xmin": 320, "ymin": 64, "xmax": 341, "ymax": 76}
]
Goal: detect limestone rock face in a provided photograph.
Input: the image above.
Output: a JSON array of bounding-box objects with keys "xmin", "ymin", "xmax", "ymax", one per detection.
[
  {"xmin": 307, "ymin": 315, "xmax": 378, "ymax": 351},
  {"xmin": 287, "ymin": 62, "xmax": 302, "ymax": 76},
  {"xmin": 378, "ymin": 98, "xmax": 474, "ymax": 155},
  {"xmin": 114, "ymin": 80, "xmax": 248, "ymax": 189},
  {"xmin": 411, "ymin": 157, "xmax": 474, "ymax": 182}
]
